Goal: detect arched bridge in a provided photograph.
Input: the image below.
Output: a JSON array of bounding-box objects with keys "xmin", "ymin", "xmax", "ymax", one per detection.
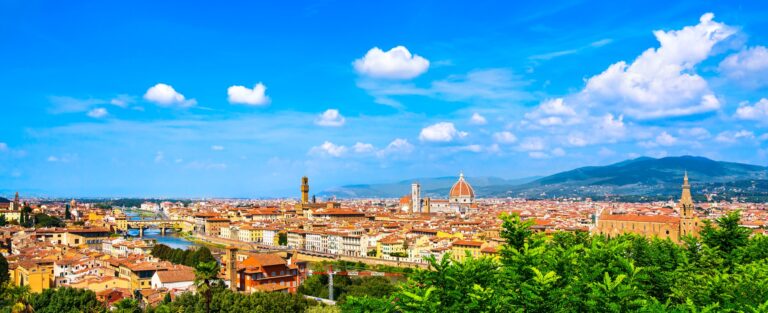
[{"xmin": 115, "ymin": 218, "xmax": 190, "ymax": 237}]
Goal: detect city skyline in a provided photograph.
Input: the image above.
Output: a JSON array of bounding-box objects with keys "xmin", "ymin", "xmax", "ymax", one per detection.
[{"xmin": 2, "ymin": 1, "xmax": 768, "ymax": 197}]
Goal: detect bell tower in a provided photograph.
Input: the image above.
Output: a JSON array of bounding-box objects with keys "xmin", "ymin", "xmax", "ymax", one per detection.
[
  {"xmin": 301, "ymin": 176, "xmax": 309, "ymax": 205},
  {"xmin": 678, "ymin": 171, "xmax": 697, "ymax": 236}
]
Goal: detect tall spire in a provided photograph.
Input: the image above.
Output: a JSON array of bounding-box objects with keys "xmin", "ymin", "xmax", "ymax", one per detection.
[{"xmin": 678, "ymin": 172, "xmax": 694, "ymax": 218}]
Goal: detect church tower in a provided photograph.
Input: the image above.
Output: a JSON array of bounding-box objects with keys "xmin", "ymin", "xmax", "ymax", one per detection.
[
  {"xmin": 678, "ymin": 172, "xmax": 697, "ymax": 236},
  {"xmin": 12, "ymin": 192, "xmax": 19, "ymax": 211}
]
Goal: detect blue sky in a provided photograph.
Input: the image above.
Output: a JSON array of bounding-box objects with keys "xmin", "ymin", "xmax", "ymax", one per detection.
[{"xmin": 1, "ymin": 1, "xmax": 767, "ymax": 197}]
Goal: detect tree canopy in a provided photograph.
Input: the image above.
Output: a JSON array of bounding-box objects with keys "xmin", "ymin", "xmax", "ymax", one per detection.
[{"xmin": 342, "ymin": 211, "xmax": 768, "ymax": 312}]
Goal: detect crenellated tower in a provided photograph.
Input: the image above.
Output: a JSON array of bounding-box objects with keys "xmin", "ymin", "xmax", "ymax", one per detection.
[{"xmin": 301, "ymin": 176, "xmax": 309, "ymax": 204}]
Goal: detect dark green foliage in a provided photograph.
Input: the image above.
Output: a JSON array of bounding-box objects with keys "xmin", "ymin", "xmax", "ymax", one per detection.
[
  {"xmin": 28, "ymin": 287, "xmax": 104, "ymax": 313},
  {"xmin": 33, "ymin": 213, "xmax": 66, "ymax": 228},
  {"xmin": 278, "ymin": 232, "xmax": 288, "ymax": 246},
  {"xmin": 151, "ymin": 244, "xmax": 215, "ymax": 267},
  {"xmin": 299, "ymin": 275, "xmax": 396, "ymax": 303},
  {"xmin": 343, "ymin": 212, "xmax": 768, "ymax": 312},
  {"xmin": 0, "ymin": 253, "xmax": 8, "ymax": 286},
  {"xmin": 148, "ymin": 289, "xmax": 317, "ymax": 313},
  {"xmin": 0, "ymin": 214, "xmax": 6, "ymax": 226}
]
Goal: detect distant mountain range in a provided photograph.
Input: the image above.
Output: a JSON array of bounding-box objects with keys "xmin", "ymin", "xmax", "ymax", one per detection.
[{"xmin": 320, "ymin": 156, "xmax": 768, "ymax": 199}]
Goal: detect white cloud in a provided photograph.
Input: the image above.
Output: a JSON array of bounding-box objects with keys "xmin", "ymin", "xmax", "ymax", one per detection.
[
  {"xmin": 0, "ymin": 143, "xmax": 7, "ymax": 152},
  {"xmin": 656, "ymin": 131, "xmax": 678, "ymax": 146},
  {"xmin": 734, "ymin": 98, "xmax": 768, "ymax": 121},
  {"xmin": 110, "ymin": 94, "xmax": 135, "ymax": 107},
  {"xmin": 315, "ymin": 109, "xmax": 346, "ymax": 127},
  {"xmin": 551, "ymin": 147, "xmax": 566, "ymax": 157},
  {"xmin": 47, "ymin": 156, "xmax": 58, "ymax": 162},
  {"xmin": 353, "ymin": 46, "xmax": 429, "ymax": 79},
  {"xmin": 528, "ymin": 151, "xmax": 549, "ymax": 159},
  {"xmin": 678, "ymin": 127, "xmax": 711, "ymax": 139},
  {"xmin": 493, "ymin": 131, "xmax": 517, "ymax": 144},
  {"xmin": 518, "ymin": 137, "xmax": 546, "ymax": 151},
  {"xmin": 582, "ymin": 13, "xmax": 735, "ymax": 119},
  {"xmin": 353, "ymin": 142, "xmax": 375, "ymax": 153},
  {"xmin": 567, "ymin": 134, "xmax": 588, "ymax": 147},
  {"xmin": 144, "ymin": 83, "xmax": 197, "ymax": 107},
  {"xmin": 87, "ymin": 107, "xmax": 108, "ymax": 118},
  {"xmin": 154, "ymin": 151, "xmax": 165, "ymax": 163},
  {"xmin": 524, "ymin": 98, "xmax": 581, "ymax": 126},
  {"xmin": 377, "ymin": 138, "xmax": 414, "ymax": 157},
  {"xmin": 211, "ymin": 145, "xmax": 224, "ymax": 151},
  {"xmin": 715, "ymin": 130, "xmax": 755, "ymax": 143},
  {"xmin": 457, "ymin": 144, "xmax": 483, "ymax": 153},
  {"xmin": 719, "ymin": 46, "xmax": 768, "ymax": 88},
  {"xmin": 419, "ymin": 122, "xmax": 467, "ymax": 142},
  {"xmin": 227, "ymin": 83, "xmax": 270, "ymax": 106},
  {"xmin": 310, "ymin": 141, "xmax": 347, "ymax": 157},
  {"xmin": 469, "ymin": 112, "xmax": 487, "ymax": 125}
]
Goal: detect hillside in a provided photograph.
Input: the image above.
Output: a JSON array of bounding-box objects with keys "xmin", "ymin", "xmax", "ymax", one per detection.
[
  {"xmin": 498, "ymin": 156, "xmax": 767, "ymax": 198},
  {"xmin": 320, "ymin": 156, "xmax": 767, "ymax": 199}
]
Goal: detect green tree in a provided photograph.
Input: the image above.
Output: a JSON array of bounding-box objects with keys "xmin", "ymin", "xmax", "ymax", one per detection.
[
  {"xmin": 0, "ymin": 252, "xmax": 9, "ymax": 286},
  {"xmin": 194, "ymin": 261, "xmax": 222, "ymax": 313},
  {"xmin": 278, "ymin": 232, "xmax": 288, "ymax": 246},
  {"xmin": 113, "ymin": 298, "xmax": 141, "ymax": 313}
]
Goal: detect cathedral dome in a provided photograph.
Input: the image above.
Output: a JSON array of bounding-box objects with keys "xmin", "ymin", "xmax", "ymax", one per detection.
[{"xmin": 449, "ymin": 173, "xmax": 475, "ymax": 198}]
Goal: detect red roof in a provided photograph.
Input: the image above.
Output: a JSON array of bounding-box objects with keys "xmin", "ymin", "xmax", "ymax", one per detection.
[{"xmin": 449, "ymin": 173, "xmax": 475, "ymax": 198}]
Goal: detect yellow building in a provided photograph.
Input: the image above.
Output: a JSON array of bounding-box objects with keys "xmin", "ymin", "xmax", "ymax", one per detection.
[
  {"xmin": 14, "ymin": 260, "xmax": 54, "ymax": 293},
  {"xmin": 596, "ymin": 173, "xmax": 700, "ymax": 243},
  {"xmin": 238, "ymin": 226, "xmax": 264, "ymax": 243},
  {"xmin": 65, "ymin": 228, "xmax": 111, "ymax": 250},
  {"xmin": 376, "ymin": 236, "xmax": 405, "ymax": 258},
  {"xmin": 451, "ymin": 240, "xmax": 484, "ymax": 262},
  {"xmin": 65, "ymin": 276, "xmax": 132, "ymax": 293}
]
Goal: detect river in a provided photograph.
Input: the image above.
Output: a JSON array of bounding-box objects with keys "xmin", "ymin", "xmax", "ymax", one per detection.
[{"xmin": 123, "ymin": 209, "xmax": 199, "ymax": 250}]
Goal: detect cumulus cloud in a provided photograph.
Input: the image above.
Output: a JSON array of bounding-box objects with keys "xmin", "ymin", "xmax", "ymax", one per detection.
[
  {"xmin": 310, "ymin": 141, "xmax": 347, "ymax": 157},
  {"xmin": 377, "ymin": 138, "xmax": 414, "ymax": 157},
  {"xmin": 581, "ymin": 13, "xmax": 735, "ymax": 119},
  {"xmin": 493, "ymin": 131, "xmax": 518, "ymax": 144},
  {"xmin": 551, "ymin": 147, "xmax": 566, "ymax": 157},
  {"xmin": 528, "ymin": 151, "xmax": 549, "ymax": 159},
  {"xmin": 469, "ymin": 112, "xmax": 487, "ymax": 125},
  {"xmin": 419, "ymin": 122, "xmax": 467, "ymax": 142},
  {"xmin": 144, "ymin": 83, "xmax": 197, "ymax": 107},
  {"xmin": 87, "ymin": 107, "xmax": 108, "ymax": 118},
  {"xmin": 227, "ymin": 83, "xmax": 270, "ymax": 106},
  {"xmin": 715, "ymin": 130, "xmax": 755, "ymax": 143},
  {"xmin": 678, "ymin": 127, "xmax": 711, "ymax": 139},
  {"xmin": 353, "ymin": 142, "xmax": 375, "ymax": 153},
  {"xmin": 518, "ymin": 137, "xmax": 546, "ymax": 151},
  {"xmin": 315, "ymin": 109, "xmax": 346, "ymax": 127},
  {"xmin": 211, "ymin": 145, "xmax": 224, "ymax": 151},
  {"xmin": 734, "ymin": 98, "xmax": 768, "ymax": 121},
  {"xmin": 524, "ymin": 98, "xmax": 580, "ymax": 126},
  {"xmin": 656, "ymin": 131, "xmax": 678, "ymax": 146},
  {"xmin": 353, "ymin": 46, "xmax": 429, "ymax": 79},
  {"xmin": 719, "ymin": 46, "xmax": 768, "ymax": 88}
]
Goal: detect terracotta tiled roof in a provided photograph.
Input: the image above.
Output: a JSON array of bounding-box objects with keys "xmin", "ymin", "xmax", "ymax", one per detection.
[
  {"xmin": 601, "ymin": 214, "xmax": 681, "ymax": 224},
  {"xmin": 156, "ymin": 269, "xmax": 195, "ymax": 283}
]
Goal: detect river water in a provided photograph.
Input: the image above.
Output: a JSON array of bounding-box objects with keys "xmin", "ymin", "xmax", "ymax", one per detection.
[{"xmin": 123, "ymin": 209, "xmax": 199, "ymax": 250}]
